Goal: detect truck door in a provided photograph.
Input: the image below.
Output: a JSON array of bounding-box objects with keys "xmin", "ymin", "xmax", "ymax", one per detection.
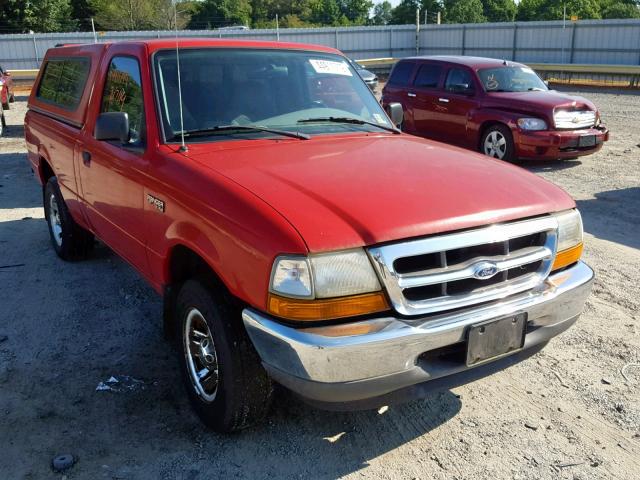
[
  {"xmin": 430, "ymin": 66, "xmax": 479, "ymax": 147},
  {"xmin": 408, "ymin": 62, "xmax": 445, "ymax": 140},
  {"xmin": 77, "ymin": 54, "xmax": 149, "ymax": 272}
]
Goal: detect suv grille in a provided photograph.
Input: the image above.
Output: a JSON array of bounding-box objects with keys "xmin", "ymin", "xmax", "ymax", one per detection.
[
  {"xmin": 554, "ymin": 109, "xmax": 596, "ymax": 130},
  {"xmin": 367, "ymin": 217, "xmax": 558, "ymax": 316}
]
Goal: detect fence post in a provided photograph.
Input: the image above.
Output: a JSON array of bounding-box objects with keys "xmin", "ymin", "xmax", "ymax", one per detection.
[
  {"xmin": 511, "ymin": 23, "xmax": 517, "ymax": 61},
  {"xmin": 32, "ymin": 33, "xmax": 39, "ymax": 68},
  {"xmin": 335, "ymin": 28, "xmax": 339, "ymax": 49},
  {"xmin": 389, "ymin": 28, "xmax": 393, "ymax": 57},
  {"xmin": 569, "ymin": 23, "xmax": 577, "ymax": 63},
  {"xmin": 415, "ymin": 8, "xmax": 420, "ymax": 55},
  {"xmin": 461, "ymin": 25, "xmax": 466, "ymax": 55}
]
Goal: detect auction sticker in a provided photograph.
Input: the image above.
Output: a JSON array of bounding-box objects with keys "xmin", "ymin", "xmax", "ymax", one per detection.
[{"xmin": 309, "ymin": 59, "xmax": 352, "ymax": 76}]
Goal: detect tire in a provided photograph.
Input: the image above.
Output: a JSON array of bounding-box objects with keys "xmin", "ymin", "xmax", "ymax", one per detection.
[
  {"xmin": 176, "ymin": 278, "xmax": 273, "ymax": 432},
  {"xmin": 44, "ymin": 177, "xmax": 94, "ymax": 260},
  {"xmin": 0, "ymin": 113, "xmax": 4, "ymax": 137},
  {"xmin": 480, "ymin": 124, "xmax": 516, "ymax": 162}
]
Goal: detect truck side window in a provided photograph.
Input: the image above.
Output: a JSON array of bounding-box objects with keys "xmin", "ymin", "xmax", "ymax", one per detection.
[
  {"xmin": 387, "ymin": 61, "xmax": 415, "ymax": 87},
  {"xmin": 101, "ymin": 56, "xmax": 145, "ymax": 145},
  {"xmin": 414, "ymin": 64, "xmax": 443, "ymax": 88},
  {"xmin": 444, "ymin": 68, "xmax": 474, "ymax": 94},
  {"xmin": 36, "ymin": 58, "xmax": 90, "ymax": 110}
]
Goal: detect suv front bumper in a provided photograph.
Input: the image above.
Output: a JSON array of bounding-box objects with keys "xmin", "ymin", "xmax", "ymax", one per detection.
[{"xmin": 243, "ymin": 261, "xmax": 593, "ymax": 408}]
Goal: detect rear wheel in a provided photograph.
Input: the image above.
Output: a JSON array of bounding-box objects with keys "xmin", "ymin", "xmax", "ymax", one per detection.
[
  {"xmin": 44, "ymin": 177, "xmax": 94, "ymax": 260},
  {"xmin": 176, "ymin": 279, "xmax": 273, "ymax": 432},
  {"xmin": 480, "ymin": 124, "xmax": 515, "ymax": 162}
]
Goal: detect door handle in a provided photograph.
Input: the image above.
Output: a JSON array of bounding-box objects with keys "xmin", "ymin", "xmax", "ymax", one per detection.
[
  {"xmin": 407, "ymin": 92, "xmax": 416, "ymax": 97},
  {"xmin": 438, "ymin": 97, "xmax": 450, "ymax": 103},
  {"xmin": 82, "ymin": 151, "xmax": 92, "ymax": 166}
]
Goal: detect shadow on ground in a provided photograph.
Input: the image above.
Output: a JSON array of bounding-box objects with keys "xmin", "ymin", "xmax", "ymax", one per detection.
[{"xmin": 576, "ymin": 187, "xmax": 640, "ymax": 250}]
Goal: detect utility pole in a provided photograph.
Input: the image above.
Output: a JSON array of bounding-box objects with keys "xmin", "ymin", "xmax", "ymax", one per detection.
[
  {"xmin": 562, "ymin": 4, "xmax": 566, "ymax": 63},
  {"xmin": 437, "ymin": 11, "xmax": 441, "ymax": 25},
  {"xmin": 416, "ymin": 8, "xmax": 420, "ymax": 55},
  {"xmin": 424, "ymin": 9, "xmax": 428, "ymax": 25},
  {"xmin": 276, "ymin": 14, "xmax": 279, "ymax": 41}
]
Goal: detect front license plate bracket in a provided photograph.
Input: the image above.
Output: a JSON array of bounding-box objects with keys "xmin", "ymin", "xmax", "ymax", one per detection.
[
  {"xmin": 466, "ymin": 313, "xmax": 527, "ymax": 366},
  {"xmin": 578, "ymin": 135, "xmax": 596, "ymax": 147}
]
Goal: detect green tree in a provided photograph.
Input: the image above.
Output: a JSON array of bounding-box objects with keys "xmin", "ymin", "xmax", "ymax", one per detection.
[
  {"xmin": 482, "ymin": 0, "xmax": 516, "ymax": 22},
  {"xmin": 188, "ymin": 0, "xmax": 252, "ymax": 28},
  {"xmin": 517, "ymin": 0, "xmax": 602, "ymax": 21},
  {"xmin": 516, "ymin": 0, "xmax": 543, "ymax": 20},
  {"xmin": 444, "ymin": 0, "xmax": 487, "ymax": 23},
  {"xmin": 339, "ymin": 0, "xmax": 373, "ymax": 24},
  {"xmin": 90, "ymin": 0, "xmax": 191, "ymax": 30},
  {"xmin": 601, "ymin": 0, "xmax": 640, "ymax": 18},
  {"xmin": 0, "ymin": 0, "xmax": 76, "ymax": 32},
  {"xmin": 372, "ymin": 0, "xmax": 393, "ymax": 24},
  {"xmin": 389, "ymin": 0, "xmax": 420, "ymax": 24}
]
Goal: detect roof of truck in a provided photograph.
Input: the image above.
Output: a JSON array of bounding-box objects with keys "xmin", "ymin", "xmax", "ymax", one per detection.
[{"xmin": 52, "ymin": 38, "xmax": 342, "ymax": 55}]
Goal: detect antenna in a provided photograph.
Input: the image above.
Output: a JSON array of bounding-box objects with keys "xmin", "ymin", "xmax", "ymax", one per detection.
[{"xmin": 174, "ymin": 2, "xmax": 187, "ymax": 153}]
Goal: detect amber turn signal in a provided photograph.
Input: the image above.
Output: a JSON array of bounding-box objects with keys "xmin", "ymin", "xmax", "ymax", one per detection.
[
  {"xmin": 267, "ymin": 292, "xmax": 389, "ymax": 321},
  {"xmin": 551, "ymin": 242, "xmax": 583, "ymax": 271}
]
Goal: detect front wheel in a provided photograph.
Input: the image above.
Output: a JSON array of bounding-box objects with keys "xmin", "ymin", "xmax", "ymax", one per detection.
[
  {"xmin": 176, "ymin": 279, "xmax": 273, "ymax": 432},
  {"xmin": 44, "ymin": 177, "xmax": 94, "ymax": 260},
  {"xmin": 480, "ymin": 125, "xmax": 515, "ymax": 162}
]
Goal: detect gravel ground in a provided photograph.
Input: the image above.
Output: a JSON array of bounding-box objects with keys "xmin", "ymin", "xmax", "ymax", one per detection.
[{"xmin": 0, "ymin": 90, "xmax": 639, "ymax": 480}]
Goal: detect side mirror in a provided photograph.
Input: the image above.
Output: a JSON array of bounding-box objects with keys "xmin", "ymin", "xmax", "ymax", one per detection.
[
  {"xmin": 95, "ymin": 112, "xmax": 130, "ymax": 144},
  {"xmin": 386, "ymin": 102, "xmax": 404, "ymax": 128}
]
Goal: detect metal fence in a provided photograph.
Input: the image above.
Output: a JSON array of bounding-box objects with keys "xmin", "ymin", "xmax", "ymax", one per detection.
[{"xmin": 1, "ymin": 19, "xmax": 639, "ymax": 70}]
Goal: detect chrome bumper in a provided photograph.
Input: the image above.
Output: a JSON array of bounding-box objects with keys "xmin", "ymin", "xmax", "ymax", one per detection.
[{"xmin": 242, "ymin": 261, "xmax": 593, "ymax": 406}]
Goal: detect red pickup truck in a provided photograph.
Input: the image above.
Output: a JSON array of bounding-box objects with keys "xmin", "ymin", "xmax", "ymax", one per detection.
[{"xmin": 25, "ymin": 40, "xmax": 593, "ymax": 432}]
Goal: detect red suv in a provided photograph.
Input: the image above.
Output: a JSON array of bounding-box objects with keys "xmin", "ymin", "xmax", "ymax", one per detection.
[{"xmin": 382, "ymin": 56, "xmax": 608, "ymax": 161}]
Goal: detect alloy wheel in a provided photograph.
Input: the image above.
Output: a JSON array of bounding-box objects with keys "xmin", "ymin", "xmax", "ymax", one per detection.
[
  {"xmin": 48, "ymin": 193, "xmax": 63, "ymax": 247},
  {"xmin": 483, "ymin": 130, "xmax": 507, "ymax": 159}
]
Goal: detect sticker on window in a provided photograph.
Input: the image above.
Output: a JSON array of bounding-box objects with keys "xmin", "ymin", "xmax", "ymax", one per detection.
[{"xmin": 309, "ymin": 59, "xmax": 352, "ymax": 76}]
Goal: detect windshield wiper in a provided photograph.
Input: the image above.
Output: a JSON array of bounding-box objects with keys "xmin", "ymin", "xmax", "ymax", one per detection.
[
  {"xmin": 297, "ymin": 116, "xmax": 400, "ymax": 134},
  {"xmin": 173, "ymin": 124, "xmax": 310, "ymax": 141}
]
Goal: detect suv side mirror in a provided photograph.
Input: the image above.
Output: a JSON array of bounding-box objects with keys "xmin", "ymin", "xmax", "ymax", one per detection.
[
  {"xmin": 386, "ymin": 102, "xmax": 404, "ymax": 128},
  {"xmin": 95, "ymin": 112, "xmax": 130, "ymax": 144}
]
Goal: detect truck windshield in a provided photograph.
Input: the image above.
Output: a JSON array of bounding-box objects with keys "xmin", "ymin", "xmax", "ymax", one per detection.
[
  {"xmin": 478, "ymin": 66, "xmax": 548, "ymax": 93},
  {"xmin": 153, "ymin": 48, "xmax": 393, "ymax": 142}
]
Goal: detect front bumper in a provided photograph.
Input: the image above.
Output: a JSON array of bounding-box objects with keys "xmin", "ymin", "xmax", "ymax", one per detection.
[
  {"xmin": 515, "ymin": 126, "xmax": 608, "ymax": 160},
  {"xmin": 243, "ymin": 261, "xmax": 593, "ymax": 408}
]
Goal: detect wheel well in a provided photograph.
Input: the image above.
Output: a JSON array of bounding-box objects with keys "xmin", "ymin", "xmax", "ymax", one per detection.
[
  {"xmin": 163, "ymin": 245, "xmax": 227, "ymax": 340},
  {"xmin": 40, "ymin": 158, "xmax": 55, "ymax": 184}
]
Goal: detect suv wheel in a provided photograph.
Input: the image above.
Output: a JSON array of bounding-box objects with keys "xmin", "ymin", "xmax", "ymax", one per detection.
[
  {"xmin": 176, "ymin": 279, "xmax": 273, "ymax": 432},
  {"xmin": 44, "ymin": 177, "xmax": 94, "ymax": 260},
  {"xmin": 481, "ymin": 125, "xmax": 515, "ymax": 162},
  {"xmin": 0, "ymin": 111, "xmax": 4, "ymax": 137}
]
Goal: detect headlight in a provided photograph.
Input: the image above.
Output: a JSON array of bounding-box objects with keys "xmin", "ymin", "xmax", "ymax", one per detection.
[
  {"xmin": 552, "ymin": 209, "xmax": 584, "ymax": 271},
  {"xmin": 517, "ymin": 118, "xmax": 547, "ymax": 131},
  {"xmin": 269, "ymin": 249, "xmax": 388, "ymax": 321}
]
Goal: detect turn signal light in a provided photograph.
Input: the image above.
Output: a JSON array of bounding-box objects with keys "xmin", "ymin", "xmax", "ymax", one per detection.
[
  {"xmin": 552, "ymin": 243, "xmax": 583, "ymax": 271},
  {"xmin": 267, "ymin": 292, "xmax": 389, "ymax": 322}
]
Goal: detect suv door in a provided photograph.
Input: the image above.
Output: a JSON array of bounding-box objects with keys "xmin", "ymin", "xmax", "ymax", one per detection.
[
  {"xmin": 77, "ymin": 53, "xmax": 149, "ymax": 272},
  {"xmin": 381, "ymin": 60, "xmax": 416, "ymax": 129},
  {"xmin": 431, "ymin": 66, "xmax": 479, "ymax": 147},
  {"xmin": 407, "ymin": 62, "xmax": 445, "ymax": 139}
]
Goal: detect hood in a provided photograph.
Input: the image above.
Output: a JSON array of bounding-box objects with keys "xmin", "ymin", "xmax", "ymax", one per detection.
[
  {"xmin": 484, "ymin": 90, "xmax": 597, "ymax": 116},
  {"xmin": 185, "ymin": 134, "xmax": 574, "ymax": 252}
]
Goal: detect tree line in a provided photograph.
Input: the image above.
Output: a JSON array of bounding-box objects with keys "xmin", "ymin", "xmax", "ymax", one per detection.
[{"xmin": 0, "ymin": 0, "xmax": 638, "ymax": 33}]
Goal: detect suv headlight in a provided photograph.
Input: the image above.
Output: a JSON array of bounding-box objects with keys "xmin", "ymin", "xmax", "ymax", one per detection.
[
  {"xmin": 517, "ymin": 118, "xmax": 547, "ymax": 131},
  {"xmin": 552, "ymin": 209, "xmax": 583, "ymax": 271},
  {"xmin": 269, "ymin": 249, "xmax": 388, "ymax": 321}
]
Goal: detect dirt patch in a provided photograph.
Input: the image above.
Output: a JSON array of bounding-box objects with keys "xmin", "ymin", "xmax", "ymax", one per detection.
[{"xmin": 0, "ymin": 92, "xmax": 638, "ymax": 479}]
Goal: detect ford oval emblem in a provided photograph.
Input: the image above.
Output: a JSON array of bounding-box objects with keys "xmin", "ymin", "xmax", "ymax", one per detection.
[{"xmin": 473, "ymin": 261, "xmax": 499, "ymax": 280}]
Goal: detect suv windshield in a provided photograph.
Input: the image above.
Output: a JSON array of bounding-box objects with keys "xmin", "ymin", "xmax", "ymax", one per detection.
[
  {"xmin": 153, "ymin": 48, "xmax": 392, "ymax": 142},
  {"xmin": 478, "ymin": 66, "xmax": 548, "ymax": 93}
]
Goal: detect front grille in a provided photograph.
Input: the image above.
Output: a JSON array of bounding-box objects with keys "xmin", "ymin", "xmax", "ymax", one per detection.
[
  {"xmin": 367, "ymin": 217, "xmax": 558, "ymax": 316},
  {"xmin": 554, "ymin": 109, "xmax": 596, "ymax": 130}
]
